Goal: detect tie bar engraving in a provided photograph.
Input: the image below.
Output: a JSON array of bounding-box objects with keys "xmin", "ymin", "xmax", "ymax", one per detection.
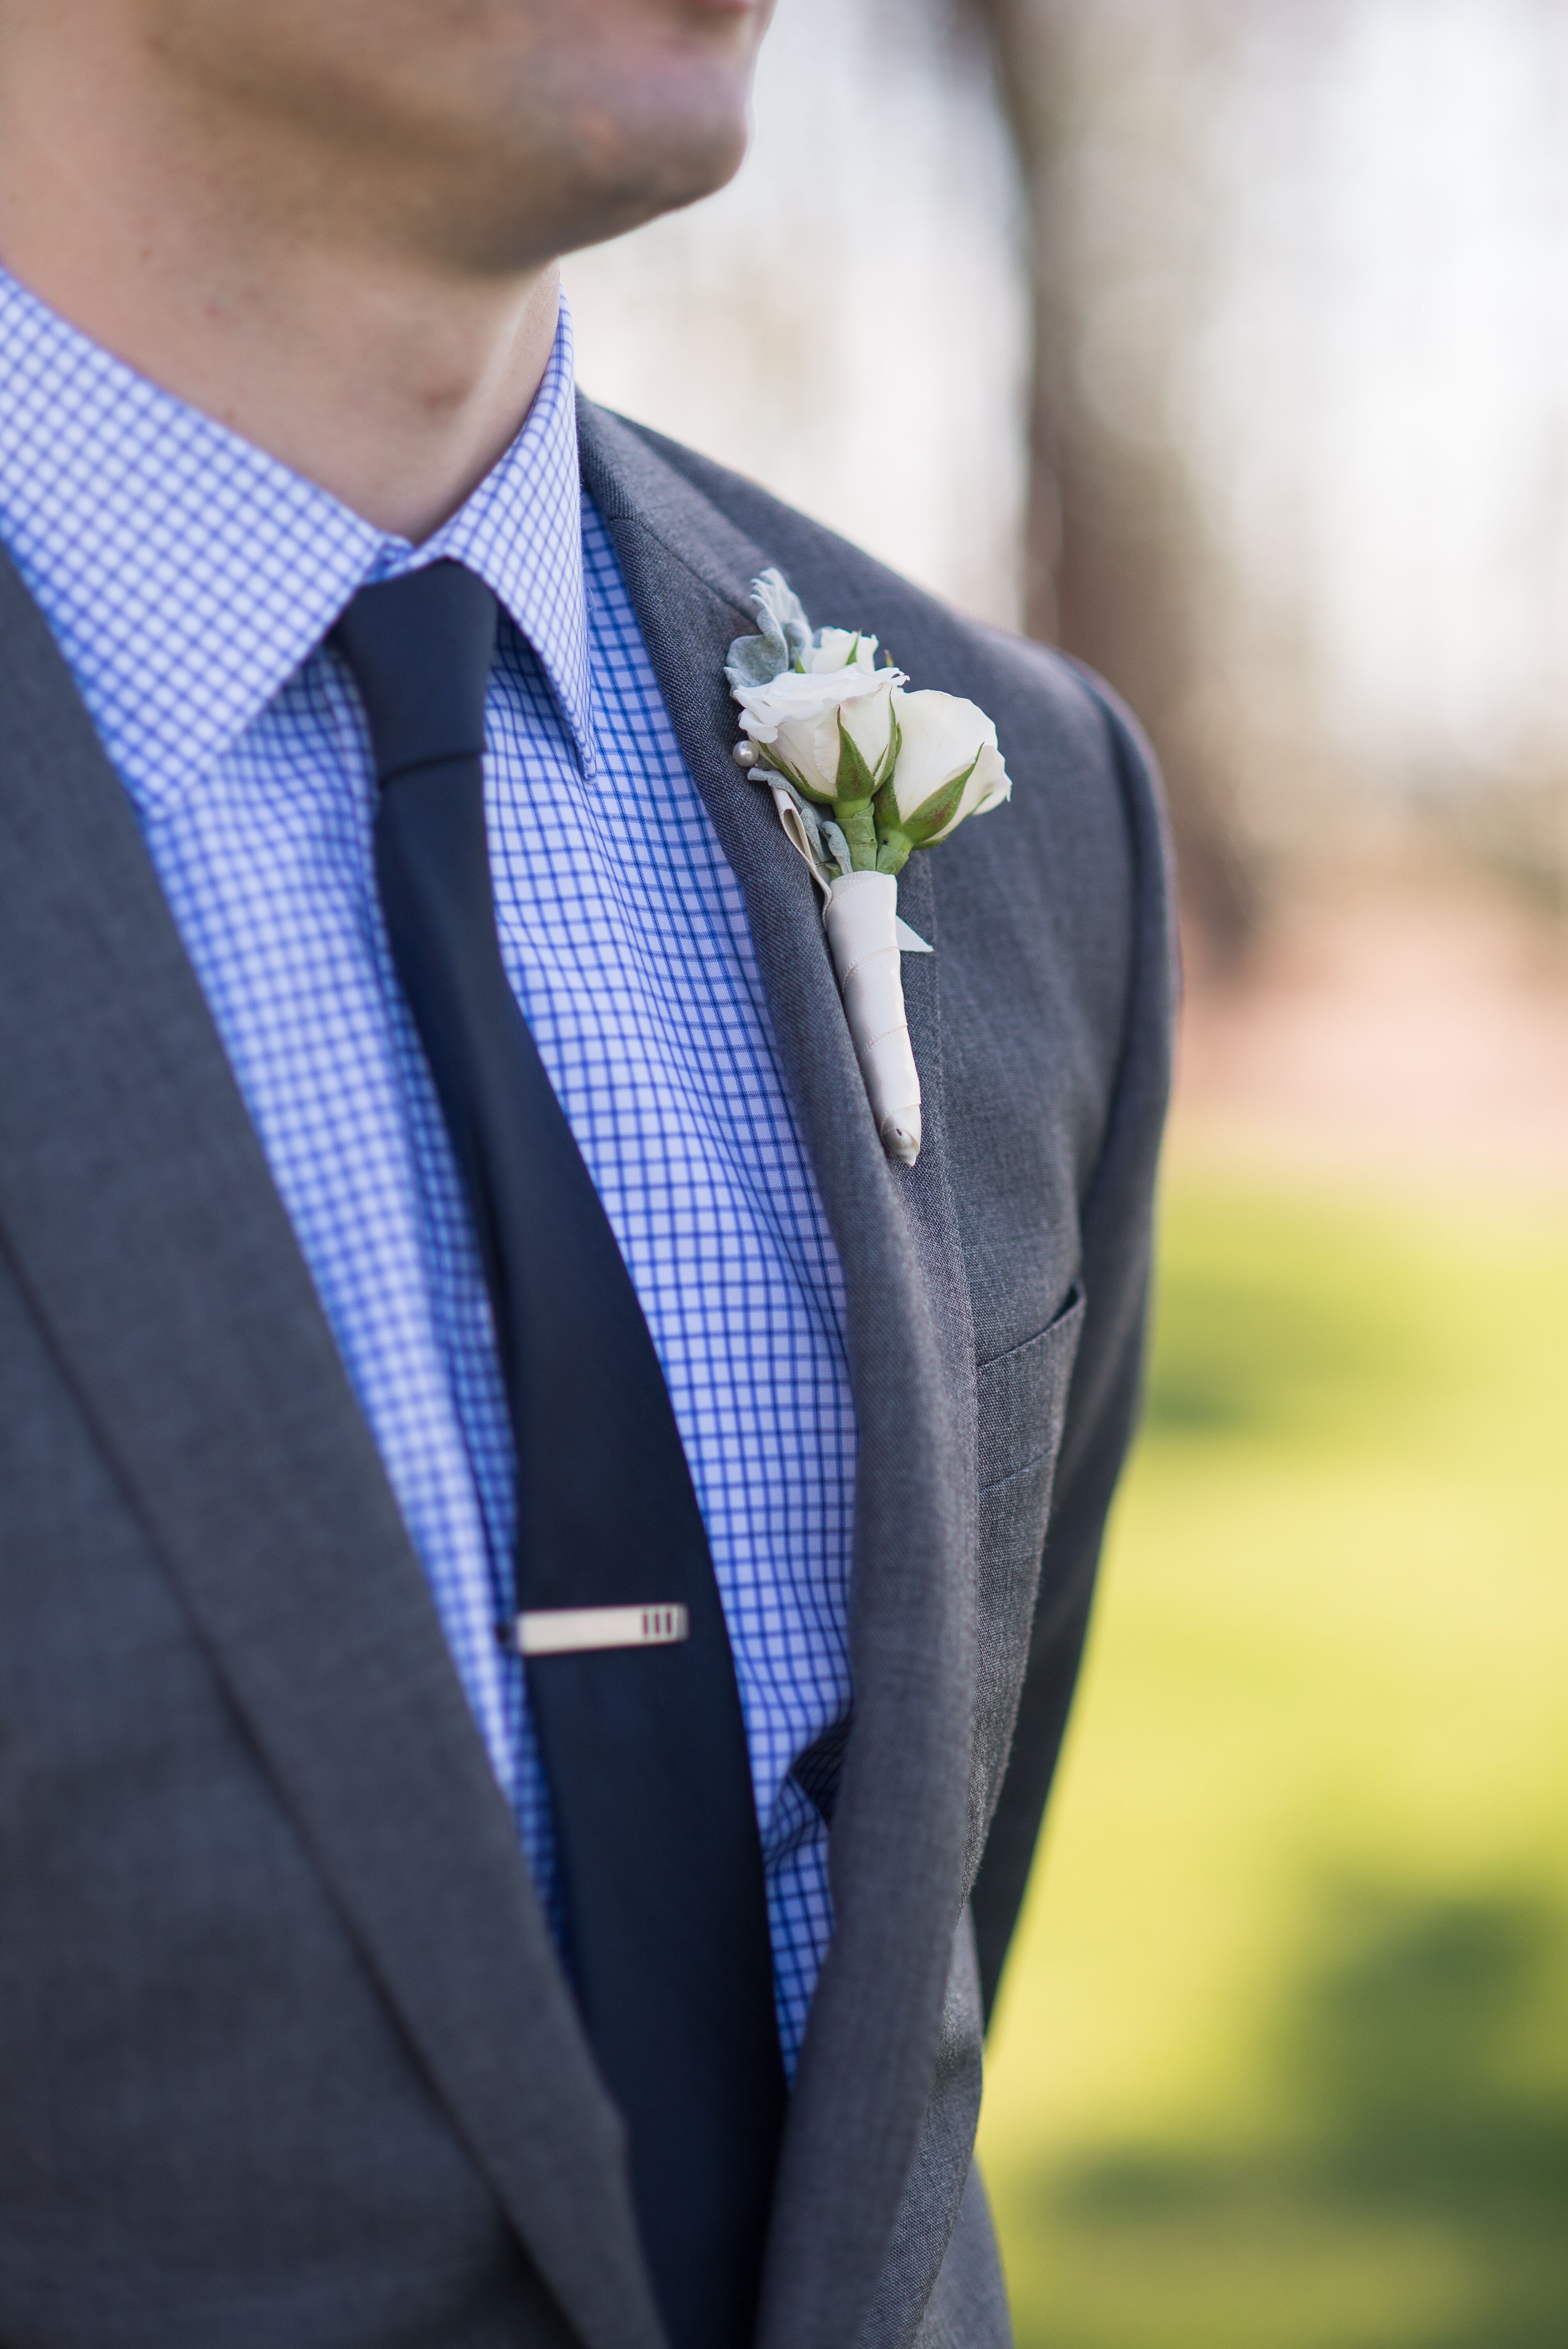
[{"xmin": 514, "ymin": 1604, "xmax": 690, "ymax": 1657}]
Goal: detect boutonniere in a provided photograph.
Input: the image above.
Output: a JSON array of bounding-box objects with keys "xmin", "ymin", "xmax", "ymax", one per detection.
[{"xmin": 726, "ymin": 569, "xmax": 1012, "ymax": 1167}]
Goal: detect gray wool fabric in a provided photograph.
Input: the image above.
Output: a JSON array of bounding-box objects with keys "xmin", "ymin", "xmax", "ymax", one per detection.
[{"xmin": 0, "ymin": 401, "xmax": 1173, "ymax": 2349}]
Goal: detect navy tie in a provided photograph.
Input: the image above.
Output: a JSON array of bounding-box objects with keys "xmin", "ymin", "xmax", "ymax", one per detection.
[{"xmin": 333, "ymin": 563, "xmax": 786, "ymax": 2349}]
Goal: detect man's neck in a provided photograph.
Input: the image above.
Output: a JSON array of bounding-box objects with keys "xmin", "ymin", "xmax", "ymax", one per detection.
[{"xmin": 0, "ymin": 41, "xmax": 562, "ymax": 544}]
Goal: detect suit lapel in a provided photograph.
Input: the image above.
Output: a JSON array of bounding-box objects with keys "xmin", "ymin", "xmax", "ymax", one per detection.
[
  {"xmin": 580, "ymin": 402, "xmax": 980, "ymax": 2349},
  {"xmin": 0, "ymin": 410, "xmax": 984, "ymax": 2349},
  {"xmin": 0, "ymin": 552, "xmax": 663, "ymax": 2349}
]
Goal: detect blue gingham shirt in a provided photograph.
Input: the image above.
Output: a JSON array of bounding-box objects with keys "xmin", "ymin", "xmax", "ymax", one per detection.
[{"xmin": 0, "ymin": 269, "xmax": 856, "ymax": 2072}]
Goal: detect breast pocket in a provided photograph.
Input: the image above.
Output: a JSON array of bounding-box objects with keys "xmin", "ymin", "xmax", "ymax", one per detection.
[
  {"xmin": 971, "ymin": 1284, "xmax": 1087, "ymax": 1840},
  {"xmin": 978, "ymin": 1283, "xmax": 1086, "ymax": 1496}
]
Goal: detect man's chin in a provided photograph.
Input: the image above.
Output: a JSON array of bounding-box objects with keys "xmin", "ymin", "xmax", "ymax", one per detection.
[
  {"xmin": 457, "ymin": 104, "xmax": 752, "ymax": 272},
  {"xmin": 575, "ymin": 133, "xmax": 752, "ymax": 250}
]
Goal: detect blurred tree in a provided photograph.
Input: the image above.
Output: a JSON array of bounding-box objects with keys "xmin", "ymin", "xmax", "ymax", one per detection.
[{"xmin": 965, "ymin": 0, "xmax": 1264, "ymax": 962}]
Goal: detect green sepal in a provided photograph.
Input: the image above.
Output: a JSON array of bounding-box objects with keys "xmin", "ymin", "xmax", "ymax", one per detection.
[
  {"xmin": 766, "ymin": 746, "xmax": 837, "ymax": 806},
  {"xmin": 834, "ymin": 709, "xmax": 882, "ymax": 805},
  {"xmin": 874, "ymin": 699, "xmax": 903, "ymax": 791},
  {"xmin": 890, "ymin": 753, "xmax": 981, "ymax": 848}
]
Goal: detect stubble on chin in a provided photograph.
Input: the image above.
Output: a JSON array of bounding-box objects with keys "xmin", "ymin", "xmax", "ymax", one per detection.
[{"xmin": 135, "ymin": 0, "xmax": 767, "ymax": 271}]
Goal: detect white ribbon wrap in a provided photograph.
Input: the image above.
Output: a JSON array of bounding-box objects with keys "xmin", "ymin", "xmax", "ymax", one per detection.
[{"xmin": 824, "ymin": 871, "xmax": 922, "ymax": 1166}]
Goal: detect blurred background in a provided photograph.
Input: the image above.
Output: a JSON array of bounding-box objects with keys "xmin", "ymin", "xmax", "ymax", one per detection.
[{"xmin": 565, "ymin": 2, "xmax": 1568, "ymax": 2341}]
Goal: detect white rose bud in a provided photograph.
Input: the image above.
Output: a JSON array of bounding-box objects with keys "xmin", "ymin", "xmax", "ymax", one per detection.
[
  {"xmin": 881, "ymin": 689, "xmax": 1012, "ymax": 849},
  {"xmin": 731, "ymin": 659, "xmax": 903, "ymax": 806},
  {"xmin": 807, "ymin": 629, "xmax": 880, "ymax": 675}
]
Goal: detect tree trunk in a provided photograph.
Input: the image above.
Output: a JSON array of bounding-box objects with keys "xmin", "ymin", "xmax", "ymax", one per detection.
[{"xmin": 968, "ymin": 0, "xmax": 1262, "ymax": 961}]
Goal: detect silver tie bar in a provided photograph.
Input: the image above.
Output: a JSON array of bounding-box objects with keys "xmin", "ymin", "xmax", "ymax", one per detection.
[{"xmin": 513, "ymin": 1604, "xmax": 690, "ymax": 1657}]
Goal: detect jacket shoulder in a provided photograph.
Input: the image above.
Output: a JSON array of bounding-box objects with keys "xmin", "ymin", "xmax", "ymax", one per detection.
[
  {"xmin": 581, "ymin": 401, "xmax": 1175, "ymax": 1221},
  {"xmin": 590, "ymin": 409, "xmax": 1172, "ymax": 973},
  {"xmin": 588, "ymin": 405, "xmax": 1122, "ymax": 779}
]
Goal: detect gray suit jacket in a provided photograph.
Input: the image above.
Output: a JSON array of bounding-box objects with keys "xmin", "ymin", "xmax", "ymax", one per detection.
[{"xmin": 0, "ymin": 398, "xmax": 1173, "ymax": 2349}]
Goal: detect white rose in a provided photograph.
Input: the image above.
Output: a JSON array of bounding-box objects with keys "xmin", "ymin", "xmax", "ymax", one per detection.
[
  {"xmin": 732, "ymin": 659, "xmax": 903, "ymax": 804},
  {"xmin": 807, "ymin": 628, "xmax": 880, "ymax": 675},
  {"xmin": 884, "ymin": 689, "xmax": 1012, "ymax": 845}
]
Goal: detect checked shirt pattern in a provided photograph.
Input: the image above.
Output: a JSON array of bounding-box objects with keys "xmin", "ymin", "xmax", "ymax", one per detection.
[{"xmin": 0, "ymin": 270, "xmax": 856, "ymax": 2071}]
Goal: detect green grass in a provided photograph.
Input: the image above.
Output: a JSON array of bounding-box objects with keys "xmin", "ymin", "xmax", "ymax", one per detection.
[{"xmin": 978, "ymin": 1154, "xmax": 1568, "ymax": 2349}]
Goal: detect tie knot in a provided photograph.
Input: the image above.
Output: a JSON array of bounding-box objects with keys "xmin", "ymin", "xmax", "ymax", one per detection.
[{"xmin": 333, "ymin": 560, "xmax": 498, "ymax": 788}]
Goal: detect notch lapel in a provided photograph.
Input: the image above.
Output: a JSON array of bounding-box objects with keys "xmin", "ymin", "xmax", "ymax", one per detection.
[
  {"xmin": 579, "ymin": 402, "xmax": 981, "ymax": 2349},
  {"xmin": 0, "ymin": 553, "xmax": 664, "ymax": 2349}
]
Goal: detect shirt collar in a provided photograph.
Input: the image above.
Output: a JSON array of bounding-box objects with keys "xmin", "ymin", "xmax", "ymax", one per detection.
[{"xmin": 0, "ymin": 267, "xmax": 594, "ymax": 817}]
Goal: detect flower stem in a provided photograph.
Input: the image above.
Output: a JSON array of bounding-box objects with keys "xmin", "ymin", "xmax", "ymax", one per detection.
[{"xmin": 836, "ymin": 799, "xmax": 878, "ymax": 872}]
